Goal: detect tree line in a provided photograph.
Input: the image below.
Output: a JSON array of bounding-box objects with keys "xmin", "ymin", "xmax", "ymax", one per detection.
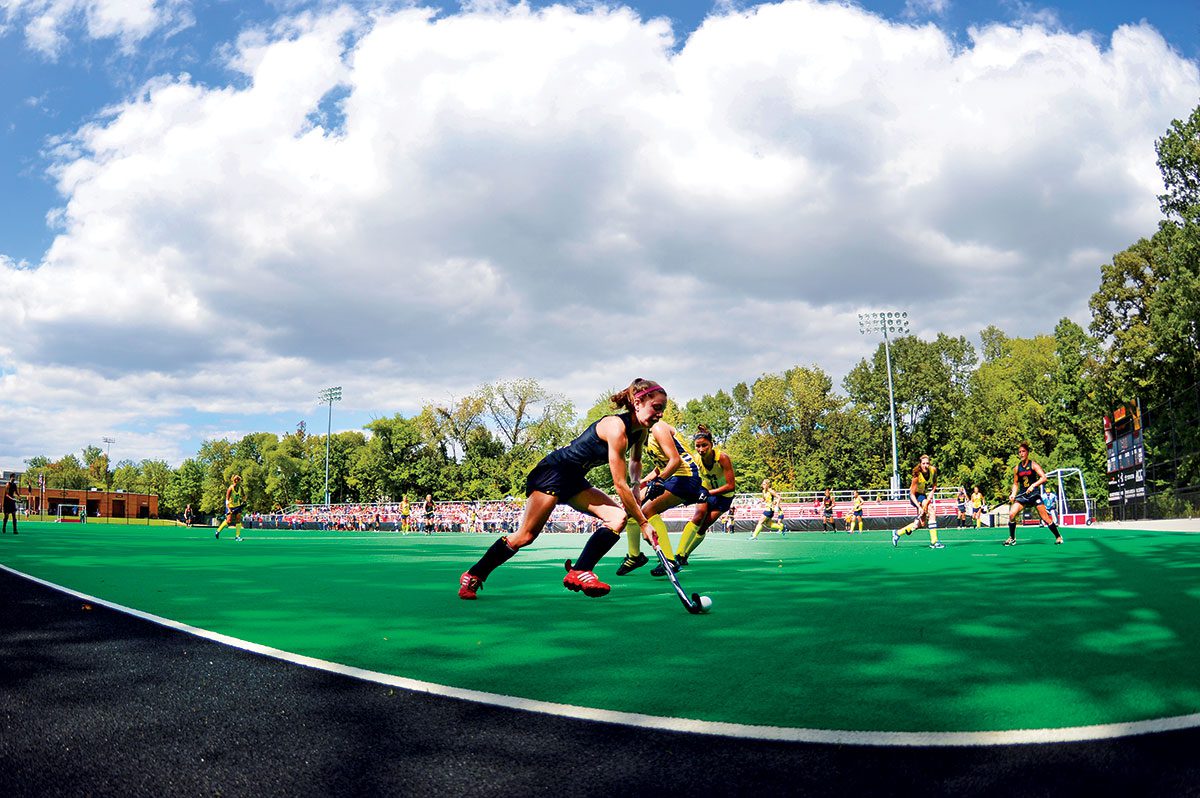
[{"xmin": 21, "ymin": 104, "xmax": 1200, "ymax": 518}]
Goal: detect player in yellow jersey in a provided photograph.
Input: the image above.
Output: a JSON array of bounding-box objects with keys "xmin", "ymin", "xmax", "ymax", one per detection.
[
  {"xmin": 215, "ymin": 474, "xmax": 246, "ymax": 541},
  {"xmin": 892, "ymin": 455, "xmax": 942, "ymax": 548},
  {"xmin": 615, "ymin": 417, "xmax": 705, "ymax": 576},
  {"xmin": 399, "ymin": 495, "xmax": 411, "ymax": 533},
  {"xmin": 971, "ymin": 486, "xmax": 985, "ymax": 527},
  {"xmin": 750, "ymin": 479, "xmax": 785, "ymax": 539},
  {"xmin": 845, "ymin": 489, "xmax": 864, "ymax": 533},
  {"xmin": 674, "ymin": 425, "xmax": 736, "ymax": 569},
  {"xmin": 955, "ymin": 487, "xmax": 969, "ymax": 528}
]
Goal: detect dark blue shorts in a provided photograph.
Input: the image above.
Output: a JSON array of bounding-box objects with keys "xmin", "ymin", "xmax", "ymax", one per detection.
[
  {"xmin": 909, "ymin": 493, "xmax": 927, "ymax": 509},
  {"xmin": 706, "ymin": 494, "xmax": 733, "ymax": 512},
  {"xmin": 1013, "ymin": 490, "xmax": 1044, "ymax": 507},
  {"xmin": 525, "ymin": 461, "xmax": 591, "ymax": 499},
  {"xmin": 853, "ymin": 510, "xmax": 863, "ymax": 518},
  {"xmin": 662, "ymin": 475, "xmax": 705, "ymax": 505},
  {"xmin": 227, "ymin": 504, "xmax": 244, "ymax": 520}
]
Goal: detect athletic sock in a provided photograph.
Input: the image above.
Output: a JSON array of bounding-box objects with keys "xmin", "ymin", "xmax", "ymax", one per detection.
[
  {"xmin": 679, "ymin": 522, "xmax": 698, "ymax": 557},
  {"xmin": 751, "ymin": 520, "xmax": 763, "ymax": 539},
  {"xmin": 929, "ymin": 528, "xmax": 939, "ymax": 544},
  {"xmin": 1049, "ymin": 522, "xmax": 1061, "ymax": 538},
  {"xmin": 574, "ymin": 527, "xmax": 620, "ymax": 571},
  {"xmin": 625, "ymin": 518, "xmax": 642, "ymax": 557},
  {"xmin": 687, "ymin": 531, "xmax": 706, "ymax": 556},
  {"xmin": 1008, "ymin": 520, "xmax": 1017, "ymax": 539},
  {"xmin": 648, "ymin": 514, "xmax": 674, "ymax": 559},
  {"xmin": 468, "ymin": 536, "xmax": 518, "ymax": 580}
]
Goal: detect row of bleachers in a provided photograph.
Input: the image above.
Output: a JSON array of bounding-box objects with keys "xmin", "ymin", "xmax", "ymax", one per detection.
[{"xmin": 254, "ymin": 488, "xmax": 981, "ymax": 532}]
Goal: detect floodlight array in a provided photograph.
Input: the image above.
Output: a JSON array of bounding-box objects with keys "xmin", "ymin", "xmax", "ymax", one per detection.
[
  {"xmin": 857, "ymin": 311, "xmax": 910, "ymax": 336},
  {"xmin": 318, "ymin": 386, "xmax": 343, "ymax": 403}
]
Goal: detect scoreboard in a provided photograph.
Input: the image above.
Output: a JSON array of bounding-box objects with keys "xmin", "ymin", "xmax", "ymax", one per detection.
[{"xmin": 1104, "ymin": 400, "xmax": 1145, "ymax": 510}]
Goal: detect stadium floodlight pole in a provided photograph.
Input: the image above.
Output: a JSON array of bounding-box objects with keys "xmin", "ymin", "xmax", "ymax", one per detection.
[
  {"xmin": 102, "ymin": 436, "xmax": 115, "ymax": 521},
  {"xmin": 858, "ymin": 311, "xmax": 911, "ymax": 498},
  {"xmin": 318, "ymin": 386, "xmax": 342, "ymax": 507}
]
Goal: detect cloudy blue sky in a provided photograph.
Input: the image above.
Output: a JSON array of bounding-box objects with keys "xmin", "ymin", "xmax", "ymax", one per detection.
[{"xmin": 1, "ymin": 0, "xmax": 1198, "ymax": 469}]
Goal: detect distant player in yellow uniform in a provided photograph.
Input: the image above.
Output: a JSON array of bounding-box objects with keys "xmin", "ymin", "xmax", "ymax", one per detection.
[
  {"xmin": 215, "ymin": 474, "xmax": 246, "ymax": 541},
  {"xmin": 616, "ymin": 417, "xmax": 704, "ymax": 576},
  {"xmin": 892, "ymin": 455, "xmax": 942, "ymax": 548},
  {"xmin": 399, "ymin": 495, "xmax": 411, "ymax": 533},
  {"xmin": 955, "ymin": 487, "xmax": 969, "ymax": 528},
  {"xmin": 675, "ymin": 425, "xmax": 736, "ymax": 568},
  {"xmin": 971, "ymin": 486, "xmax": 985, "ymax": 527},
  {"xmin": 845, "ymin": 489, "xmax": 864, "ymax": 533},
  {"xmin": 751, "ymin": 479, "xmax": 784, "ymax": 538}
]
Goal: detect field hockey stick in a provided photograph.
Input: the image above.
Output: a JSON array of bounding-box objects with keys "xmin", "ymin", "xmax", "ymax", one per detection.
[{"xmin": 653, "ymin": 545, "xmax": 704, "ymax": 614}]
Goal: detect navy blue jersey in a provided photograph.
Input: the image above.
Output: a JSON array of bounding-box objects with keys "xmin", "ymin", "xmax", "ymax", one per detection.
[
  {"xmin": 540, "ymin": 413, "xmax": 643, "ymax": 473},
  {"xmin": 1015, "ymin": 459, "xmax": 1037, "ymax": 492}
]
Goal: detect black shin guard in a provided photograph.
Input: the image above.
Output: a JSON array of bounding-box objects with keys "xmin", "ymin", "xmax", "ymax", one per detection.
[
  {"xmin": 1008, "ymin": 520, "xmax": 1017, "ymax": 539},
  {"xmin": 1049, "ymin": 523, "xmax": 1060, "ymax": 537},
  {"xmin": 573, "ymin": 527, "xmax": 620, "ymax": 571},
  {"xmin": 469, "ymin": 536, "xmax": 518, "ymax": 580}
]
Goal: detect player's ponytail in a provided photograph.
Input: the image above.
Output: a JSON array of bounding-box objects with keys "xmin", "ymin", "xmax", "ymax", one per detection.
[{"xmin": 610, "ymin": 378, "xmax": 665, "ymax": 411}]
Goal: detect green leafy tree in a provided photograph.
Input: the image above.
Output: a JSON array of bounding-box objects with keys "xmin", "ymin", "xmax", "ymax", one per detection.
[
  {"xmin": 1156, "ymin": 103, "xmax": 1200, "ymax": 225},
  {"xmin": 165, "ymin": 459, "xmax": 205, "ymax": 519},
  {"xmin": 111, "ymin": 460, "xmax": 142, "ymax": 492},
  {"xmin": 48, "ymin": 454, "xmax": 90, "ymax": 490}
]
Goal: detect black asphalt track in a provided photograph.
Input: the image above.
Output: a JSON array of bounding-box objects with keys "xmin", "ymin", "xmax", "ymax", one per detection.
[{"xmin": 3, "ymin": 566, "xmax": 1199, "ymax": 797}]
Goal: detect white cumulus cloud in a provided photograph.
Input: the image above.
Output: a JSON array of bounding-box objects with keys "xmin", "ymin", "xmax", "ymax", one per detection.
[{"xmin": 0, "ymin": 0, "xmax": 190, "ymax": 57}]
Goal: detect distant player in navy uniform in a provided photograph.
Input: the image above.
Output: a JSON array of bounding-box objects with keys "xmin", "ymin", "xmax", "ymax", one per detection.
[
  {"xmin": 458, "ymin": 379, "xmax": 667, "ymax": 600},
  {"xmin": 821, "ymin": 489, "xmax": 836, "ymax": 532},
  {"xmin": 3, "ymin": 477, "xmax": 18, "ymax": 534},
  {"xmin": 1004, "ymin": 442, "xmax": 1064, "ymax": 546}
]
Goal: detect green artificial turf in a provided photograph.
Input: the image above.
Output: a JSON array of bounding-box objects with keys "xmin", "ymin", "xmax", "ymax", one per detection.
[{"xmin": 4, "ymin": 522, "xmax": 1199, "ymax": 733}]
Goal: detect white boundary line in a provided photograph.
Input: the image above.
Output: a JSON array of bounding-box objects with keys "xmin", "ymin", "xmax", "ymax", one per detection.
[{"xmin": 6, "ymin": 562, "xmax": 1200, "ymax": 748}]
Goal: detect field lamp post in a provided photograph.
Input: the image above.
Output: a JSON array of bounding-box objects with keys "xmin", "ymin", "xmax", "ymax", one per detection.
[
  {"xmin": 102, "ymin": 436, "xmax": 115, "ymax": 521},
  {"xmin": 318, "ymin": 386, "xmax": 342, "ymax": 507},
  {"xmin": 858, "ymin": 311, "xmax": 910, "ymax": 498}
]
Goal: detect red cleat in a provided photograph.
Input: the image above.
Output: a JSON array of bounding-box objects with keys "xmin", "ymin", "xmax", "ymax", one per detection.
[
  {"xmin": 458, "ymin": 571, "xmax": 482, "ymax": 600},
  {"xmin": 563, "ymin": 568, "xmax": 611, "ymax": 597}
]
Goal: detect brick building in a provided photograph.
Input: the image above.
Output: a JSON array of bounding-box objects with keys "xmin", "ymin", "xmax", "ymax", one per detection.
[{"xmin": 15, "ymin": 485, "xmax": 160, "ymax": 519}]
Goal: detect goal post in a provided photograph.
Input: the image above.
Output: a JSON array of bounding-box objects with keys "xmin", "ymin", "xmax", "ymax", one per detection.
[{"xmin": 55, "ymin": 503, "xmax": 84, "ymax": 523}]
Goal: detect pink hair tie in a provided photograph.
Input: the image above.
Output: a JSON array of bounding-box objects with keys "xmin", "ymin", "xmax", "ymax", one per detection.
[{"xmin": 634, "ymin": 385, "xmax": 664, "ymax": 400}]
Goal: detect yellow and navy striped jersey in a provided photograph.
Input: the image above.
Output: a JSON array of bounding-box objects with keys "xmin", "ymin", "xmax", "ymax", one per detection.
[
  {"xmin": 698, "ymin": 447, "xmax": 731, "ymax": 492},
  {"xmin": 645, "ymin": 424, "xmax": 701, "ymax": 479},
  {"xmin": 228, "ymin": 483, "xmax": 244, "ymax": 507},
  {"xmin": 852, "ymin": 496, "xmax": 863, "ymax": 512}
]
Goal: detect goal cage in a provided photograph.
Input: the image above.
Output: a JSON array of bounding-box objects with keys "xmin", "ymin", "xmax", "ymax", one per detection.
[{"xmin": 55, "ymin": 503, "xmax": 85, "ymax": 523}]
